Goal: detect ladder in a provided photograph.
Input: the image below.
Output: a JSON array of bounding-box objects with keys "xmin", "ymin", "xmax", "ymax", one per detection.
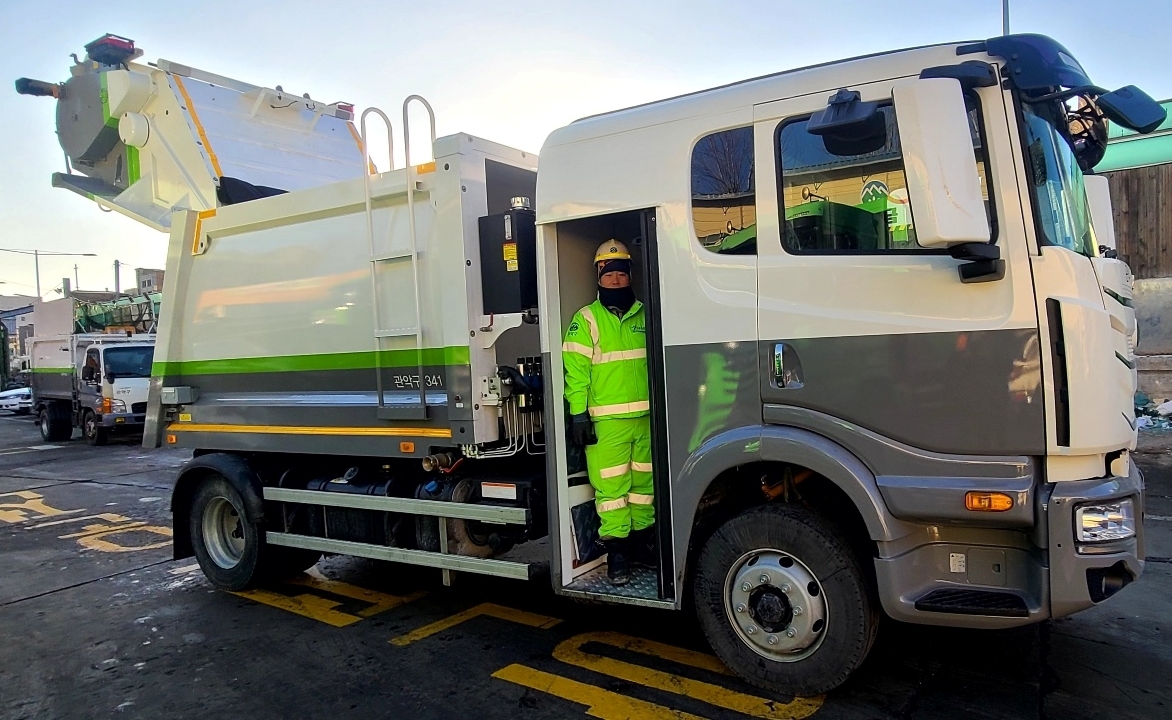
[{"xmin": 359, "ymin": 96, "xmax": 437, "ymax": 420}]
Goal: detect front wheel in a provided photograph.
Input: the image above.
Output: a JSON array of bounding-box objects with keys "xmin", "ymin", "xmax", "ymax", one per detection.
[
  {"xmin": 82, "ymin": 411, "xmax": 108, "ymax": 446},
  {"xmin": 693, "ymin": 504, "xmax": 878, "ymax": 696}
]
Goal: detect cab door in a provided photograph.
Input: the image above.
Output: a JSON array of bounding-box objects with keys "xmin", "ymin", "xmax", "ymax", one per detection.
[{"xmin": 752, "ymin": 75, "xmax": 1045, "ymax": 457}]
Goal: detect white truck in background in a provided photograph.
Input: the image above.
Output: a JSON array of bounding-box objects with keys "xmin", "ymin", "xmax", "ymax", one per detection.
[
  {"xmin": 20, "ymin": 32, "xmax": 1168, "ymax": 694},
  {"xmin": 28, "ymin": 295, "xmax": 156, "ymax": 444}
]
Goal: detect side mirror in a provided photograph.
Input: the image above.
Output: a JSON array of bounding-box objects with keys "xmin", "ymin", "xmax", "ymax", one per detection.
[
  {"xmin": 81, "ymin": 366, "xmax": 95, "ymax": 383},
  {"xmin": 1083, "ymin": 175, "xmax": 1116, "ymax": 252},
  {"xmin": 1097, "ymin": 85, "xmax": 1166, "ymax": 135},
  {"xmin": 892, "ymin": 78, "xmax": 991, "ymax": 249}
]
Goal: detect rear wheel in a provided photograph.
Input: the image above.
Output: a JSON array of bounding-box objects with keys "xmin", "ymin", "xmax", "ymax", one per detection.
[
  {"xmin": 189, "ymin": 475, "xmax": 319, "ymax": 590},
  {"xmin": 693, "ymin": 504, "xmax": 877, "ymax": 696},
  {"xmin": 39, "ymin": 405, "xmax": 72, "ymax": 442},
  {"xmin": 82, "ymin": 411, "xmax": 108, "ymax": 446}
]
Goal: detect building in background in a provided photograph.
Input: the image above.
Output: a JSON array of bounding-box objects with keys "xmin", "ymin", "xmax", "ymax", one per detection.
[{"xmin": 135, "ymin": 268, "xmax": 164, "ymax": 294}]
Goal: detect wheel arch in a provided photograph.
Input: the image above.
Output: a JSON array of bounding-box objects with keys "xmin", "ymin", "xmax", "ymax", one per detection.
[
  {"xmin": 675, "ymin": 425, "xmax": 913, "ymax": 589},
  {"xmin": 171, "ymin": 452, "xmax": 266, "ymax": 560}
]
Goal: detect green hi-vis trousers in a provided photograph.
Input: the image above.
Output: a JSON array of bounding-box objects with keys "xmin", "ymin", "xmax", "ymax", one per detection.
[{"xmin": 586, "ymin": 416, "xmax": 654, "ymax": 539}]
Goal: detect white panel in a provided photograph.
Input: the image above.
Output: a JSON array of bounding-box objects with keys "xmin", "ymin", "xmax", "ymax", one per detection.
[
  {"xmin": 1084, "ymin": 175, "xmax": 1117, "ymax": 250},
  {"xmin": 174, "ymin": 77, "xmax": 365, "ymax": 191},
  {"xmin": 1058, "ymin": 298, "xmax": 1134, "ymax": 453},
  {"xmin": 892, "ymin": 78, "xmax": 991, "ymax": 248}
]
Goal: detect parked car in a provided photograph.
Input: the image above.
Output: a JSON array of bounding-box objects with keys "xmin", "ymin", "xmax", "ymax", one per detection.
[{"xmin": 0, "ymin": 387, "xmax": 32, "ymax": 415}]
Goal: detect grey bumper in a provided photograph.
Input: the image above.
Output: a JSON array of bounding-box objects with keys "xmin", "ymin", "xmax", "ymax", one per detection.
[
  {"xmin": 874, "ymin": 461, "xmax": 1144, "ymax": 628},
  {"xmin": 100, "ymin": 412, "xmax": 147, "ymax": 430},
  {"xmin": 1047, "ymin": 460, "xmax": 1145, "ymax": 619}
]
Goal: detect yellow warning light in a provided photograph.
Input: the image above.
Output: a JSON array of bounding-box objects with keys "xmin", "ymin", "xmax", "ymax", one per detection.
[
  {"xmin": 965, "ymin": 492, "xmax": 1014, "ymax": 512},
  {"xmin": 166, "ymin": 434, "xmax": 178, "ymax": 444},
  {"xmin": 400, "ymin": 441, "xmax": 416, "ymax": 453},
  {"xmin": 415, "ymin": 161, "xmax": 436, "ymax": 174}
]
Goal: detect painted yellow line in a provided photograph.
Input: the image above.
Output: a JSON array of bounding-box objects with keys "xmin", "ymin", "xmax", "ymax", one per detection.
[
  {"xmin": 286, "ymin": 575, "xmax": 426, "ymax": 618},
  {"xmin": 232, "ymin": 589, "xmax": 362, "ymax": 627},
  {"xmin": 493, "ymin": 664, "xmax": 706, "ymax": 720},
  {"xmin": 173, "ymin": 75, "xmax": 224, "ymax": 178},
  {"xmin": 390, "ymin": 602, "xmax": 562, "ymax": 646},
  {"xmin": 553, "ymin": 631, "xmax": 824, "ymax": 719},
  {"xmin": 167, "ymin": 423, "xmax": 452, "ymax": 439}
]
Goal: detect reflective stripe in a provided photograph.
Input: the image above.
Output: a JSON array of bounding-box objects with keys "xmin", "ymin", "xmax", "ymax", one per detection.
[
  {"xmin": 588, "ymin": 401, "xmax": 651, "ymax": 418},
  {"xmin": 579, "ymin": 306, "xmax": 602, "ymax": 363},
  {"xmin": 631, "ymin": 461, "xmax": 653, "ymax": 473},
  {"xmin": 596, "ymin": 497, "xmax": 628, "ymax": 513},
  {"xmin": 595, "ymin": 348, "xmax": 647, "ymax": 365},
  {"xmin": 598, "ymin": 463, "xmax": 630, "ymax": 479},
  {"xmin": 627, "ymin": 492, "xmax": 655, "ymax": 505},
  {"xmin": 561, "ymin": 341, "xmax": 594, "ymax": 358}
]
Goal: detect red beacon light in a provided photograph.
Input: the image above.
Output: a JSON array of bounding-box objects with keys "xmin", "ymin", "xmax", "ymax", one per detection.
[{"xmin": 84, "ymin": 34, "xmax": 137, "ymax": 66}]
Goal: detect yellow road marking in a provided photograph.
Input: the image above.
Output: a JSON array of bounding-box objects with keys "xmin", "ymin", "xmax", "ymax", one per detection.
[
  {"xmin": 493, "ymin": 663, "xmax": 705, "ymax": 720},
  {"xmin": 286, "ymin": 575, "xmax": 426, "ymax": 618},
  {"xmin": 166, "ymin": 422, "xmax": 452, "ymax": 439},
  {"xmin": 232, "ymin": 589, "xmax": 363, "ymax": 628},
  {"xmin": 0, "ymin": 490, "xmax": 83, "ymax": 524},
  {"xmin": 554, "ymin": 632, "xmax": 823, "ymax": 719},
  {"xmin": 390, "ymin": 602, "xmax": 562, "ymax": 646}
]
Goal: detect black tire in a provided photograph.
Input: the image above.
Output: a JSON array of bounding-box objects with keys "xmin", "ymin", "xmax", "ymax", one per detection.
[
  {"xmin": 693, "ymin": 504, "xmax": 878, "ymax": 696},
  {"xmin": 39, "ymin": 405, "xmax": 72, "ymax": 442},
  {"xmin": 190, "ymin": 475, "xmax": 264, "ymax": 590},
  {"xmin": 82, "ymin": 411, "xmax": 108, "ymax": 446}
]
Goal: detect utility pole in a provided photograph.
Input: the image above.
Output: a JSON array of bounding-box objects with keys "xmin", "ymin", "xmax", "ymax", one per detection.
[
  {"xmin": 74, "ymin": 264, "xmax": 79, "ymax": 289},
  {"xmin": 0, "ymin": 248, "xmax": 97, "ymax": 298},
  {"xmin": 114, "ymin": 259, "xmax": 120, "ymax": 294},
  {"xmin": 1003, "ymin": 0, "xmax": 1010, "ymax": 35}
]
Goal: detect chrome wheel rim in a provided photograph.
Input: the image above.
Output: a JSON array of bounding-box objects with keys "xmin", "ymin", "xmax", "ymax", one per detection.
[
  {"xmin": 723, "ymin": 549, "xmax": 828, "ymax": 662},
  {"xmin": 85, "ymin": 415, "xmax": 96, "ymax": 438},
  {"xmin": 202, "ymin": 496, "xmax": 247, "ymax": 569}
]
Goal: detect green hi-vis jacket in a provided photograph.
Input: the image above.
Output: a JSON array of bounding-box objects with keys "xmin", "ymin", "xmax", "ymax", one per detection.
[{"xmin": 562, "ymin": 299, "xmax": 650, "ymax": 419}]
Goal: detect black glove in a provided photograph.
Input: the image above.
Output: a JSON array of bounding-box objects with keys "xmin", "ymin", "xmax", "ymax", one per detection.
[{"xmin": 570, "ymin": 413, "xmax": 597, "ymax": 446}]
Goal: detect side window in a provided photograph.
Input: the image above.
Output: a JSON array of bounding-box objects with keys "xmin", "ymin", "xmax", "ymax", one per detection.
[
  {"xmin": 777, "ymin": 101, "xmax": 992, "ymax": 253},
  {"xmin": 691, "ymin": 127, "xmax": 756, "ymax": 255}
]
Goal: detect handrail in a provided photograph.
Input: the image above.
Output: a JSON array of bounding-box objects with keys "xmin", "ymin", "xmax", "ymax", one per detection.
[
  {"xmin": 359, "ymin": 107, "xmax": 394, "ymax": 411},
  {"xmin": 402, "ymin": 95, "xmax": 437, "ymax": 413}
]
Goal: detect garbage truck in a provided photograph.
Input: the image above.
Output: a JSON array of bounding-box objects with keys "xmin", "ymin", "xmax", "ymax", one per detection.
[
  {"xmin": 20, "ymin": 32, "xmax": 1164, "ymax": 694},
  {"xmin": 28, "ymin": 293, "xmax": 157, "ymax": 444}
]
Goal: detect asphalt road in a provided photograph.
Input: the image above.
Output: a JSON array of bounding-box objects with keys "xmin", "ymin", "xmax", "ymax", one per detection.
[{"xmin": 1, "ymin": 411, "xmax": 1170, "ymax": 719}]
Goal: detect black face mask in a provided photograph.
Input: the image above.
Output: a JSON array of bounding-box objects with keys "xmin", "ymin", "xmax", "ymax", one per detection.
[{"xmin": 598, "ymin": 285, "xmax": 636, "ymax": 315}]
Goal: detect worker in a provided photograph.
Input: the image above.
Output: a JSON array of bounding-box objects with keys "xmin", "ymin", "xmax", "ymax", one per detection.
[{"xmin": 562, "ymin": 240, "xmax": 655, "ymax": 586}]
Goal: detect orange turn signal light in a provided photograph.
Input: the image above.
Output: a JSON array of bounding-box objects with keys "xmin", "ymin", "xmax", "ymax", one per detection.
[
  {"xmin": 965, "ymin": 491, "xmax": 1013, "ymax": 512},
  {"xmin": 166, "ymin": 434, "xmax": 177, "ymax": 444},
  {"xmin": 400, "ymin": 441, "xmax": 415, "ymax": 453}
]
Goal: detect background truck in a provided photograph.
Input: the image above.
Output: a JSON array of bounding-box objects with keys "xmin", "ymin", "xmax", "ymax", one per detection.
[
  {"xmin": 28, "ymin": 294, "xmax": 157, "ymax": 444},
  {"xmin": 21, "ymin": 32, "xmax": 1166, "ymax": 694}
]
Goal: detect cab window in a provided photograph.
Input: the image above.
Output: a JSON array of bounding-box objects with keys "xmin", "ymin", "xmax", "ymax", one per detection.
[
  {"xmin": 777, "ymin": 101, "xmax": 992, "ymax": 253},
  {"xmin": 691, "ymin": 127, "xmax": 757, "ymax": 255}
]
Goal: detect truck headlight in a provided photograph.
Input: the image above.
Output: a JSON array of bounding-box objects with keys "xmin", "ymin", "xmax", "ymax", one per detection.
[
  {"xmin": 109, "ymin": 398, "xmax": 127, "ymax": 413},
  {"xmin": 1075, "ymin": 500, "xmax": 1136, "ymax": 542}
]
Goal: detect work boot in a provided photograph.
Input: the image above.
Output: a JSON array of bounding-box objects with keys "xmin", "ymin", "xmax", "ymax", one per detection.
[
  {"xmin": 629, "ymin": 527, "xmax": 658, "ymax": 569},
  {"xmin": 601, "ymin": 537, "xmax": 631, "ymax": 586}
]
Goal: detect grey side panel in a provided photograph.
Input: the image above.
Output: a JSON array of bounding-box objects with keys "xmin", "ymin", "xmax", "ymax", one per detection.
[
  {"xmin": 31, "ymin": 373, "xmax": 75, "ymax": 403},
  {"xmin": 759, "ymin": 329, "xmax": 1044, "ymax": 455},
  {"xmin": 877, "ymin": 476, "xmax": 1034, "ymax": 527}
]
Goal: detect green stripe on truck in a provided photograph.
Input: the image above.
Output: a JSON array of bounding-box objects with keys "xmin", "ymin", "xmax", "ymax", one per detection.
[{"xmin": 152, "ymin": 346, "xmax": 472, "ymax": 377}]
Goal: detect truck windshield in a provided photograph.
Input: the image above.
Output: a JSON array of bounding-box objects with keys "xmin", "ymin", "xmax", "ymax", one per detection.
[
  {"xmin": 1021, "ymin": 103, "xmax": 1096, "ymax": 257},
  {"xmin": 103, "ymin": 346, "xmax": 154, "ymax": 378}
]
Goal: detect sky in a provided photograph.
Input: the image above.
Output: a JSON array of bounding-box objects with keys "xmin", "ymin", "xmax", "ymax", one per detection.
[{"xmin": 2, "ymin": 0, "xmax": 1169, "ymax": 300}]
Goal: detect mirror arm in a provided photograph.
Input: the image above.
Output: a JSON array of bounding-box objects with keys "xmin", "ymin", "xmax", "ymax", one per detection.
[{"xmin": 949, "ymin": 243, "xmax": 1004, "ymax": 283}]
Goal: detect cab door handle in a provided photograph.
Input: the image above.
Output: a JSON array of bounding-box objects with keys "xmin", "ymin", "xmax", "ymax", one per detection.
[{"xmin": 772, "ymin": 343, "xmax": 805, "ymax": 389}]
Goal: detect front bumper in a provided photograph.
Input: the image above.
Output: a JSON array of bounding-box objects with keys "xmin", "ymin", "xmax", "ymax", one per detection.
[
  {"xmin": 1047, "ymin": 460, "xmax": 1145, "ymax": 619},
  {"xmin": 99, "ymin": 412, "xmax": 147, "ymax": 430},
  {"xmin": 874, "ymin": 460, "xmax": 1145, "ymax": 628}
]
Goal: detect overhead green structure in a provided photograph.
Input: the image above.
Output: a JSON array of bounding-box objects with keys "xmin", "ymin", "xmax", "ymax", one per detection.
[{"xmin": 1098, "ymin": 100, "xmax": 1172, "ymax": 173}]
